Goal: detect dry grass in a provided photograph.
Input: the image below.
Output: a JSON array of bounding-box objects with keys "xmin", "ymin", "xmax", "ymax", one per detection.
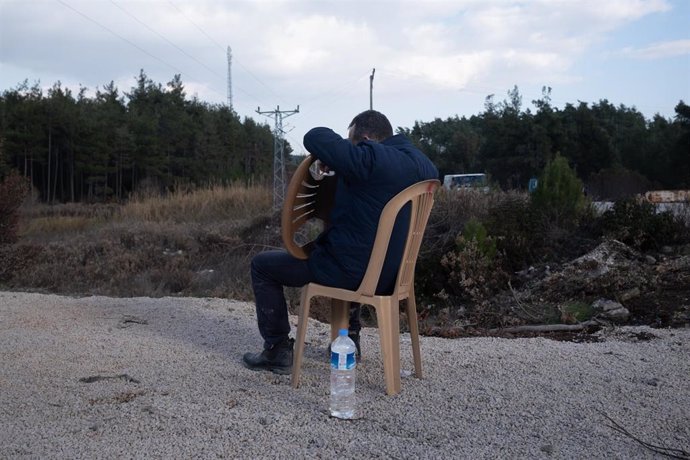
[
  {"xmin": 119, "ymin": 183, "xmax": 272, "ymax": 223},
  {"xmin": 17, "ymin": 184, "xmax": 273, "ymax": 241},
  {"xmin": 18, "ymin": 202, "xmax": 117, "ymax": 241},
  {"xmin": 21, "ymin": 216, "xmax": 104, "ymax": 236},
  {"xmin": 5, "ymin": 184, "xmax": 278, "ymax": 301}
]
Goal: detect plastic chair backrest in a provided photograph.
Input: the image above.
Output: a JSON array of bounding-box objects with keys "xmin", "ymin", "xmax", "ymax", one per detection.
[{"xmin": 356, "ymin": 179, "xmax": 440, "ymax": 298}]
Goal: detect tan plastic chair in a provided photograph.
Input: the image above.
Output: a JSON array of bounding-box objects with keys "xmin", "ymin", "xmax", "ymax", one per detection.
[
  {"xmin": 291, "ymin": 179, "xmax": 441, "ymax": 395},
  {"xmin": 281, "ymin": 155, "xmax": 337, "ymax": 260}
]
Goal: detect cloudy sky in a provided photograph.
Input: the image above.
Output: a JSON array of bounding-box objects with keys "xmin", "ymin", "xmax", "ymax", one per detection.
[{"xmin": 1, "ymin": 0, "xmax": 689, "ymax": 155}]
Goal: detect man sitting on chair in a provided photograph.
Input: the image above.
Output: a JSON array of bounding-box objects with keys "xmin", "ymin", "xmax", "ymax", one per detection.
[{"xmin": 243, "ymin": 110, "xmax": 438, "ymax": 375}]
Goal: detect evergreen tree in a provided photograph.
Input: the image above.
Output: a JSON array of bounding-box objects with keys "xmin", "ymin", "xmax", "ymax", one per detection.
[
  {"xmin": 2, "ymin": 75, "xmax": 687, "ymax": 203},
  {"xmin": 479, "ymin": 86, "xmax": 534, "ymax": 188},
  {"xmin": 531, "ymin": 153, "xmax": 585, "ymax": 227},
  {"xmin": 529, "ymin": 87, "xmax": 564, "ymax": 180},
  {"xmin": 126, "ymin": 70, "xmax": 166, "ymax": 192},
  {"xmin": 1, "ymin": 81, "xmax": 44, "ymax": 193},
  {"xmin": 408, "ymin": 116, "xmax": 480, "ymax": 177},
  {"xmin": 560, "ymin": 102, "xmax": 615, "ymax": 178}
]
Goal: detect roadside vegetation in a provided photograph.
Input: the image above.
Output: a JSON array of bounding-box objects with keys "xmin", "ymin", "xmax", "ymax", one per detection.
[
  {"xmin": 1, "ymin": 182, "xmax": 272, "ymax": 301},
  {"xmin": 1, "ymin": 160, "xmax": 688, "ymax": 336},
  {"xmin": 1, "ymin": 74, "xmax": 689, "ymax": 336},
  {"xmin": 415, "ymin": 156, "xmax": 689, "ymax": 334}
]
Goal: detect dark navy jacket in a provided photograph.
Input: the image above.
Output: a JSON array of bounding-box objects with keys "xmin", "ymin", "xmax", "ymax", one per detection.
[{"xmin": 303, "ymin": 128, "xmax": 438, "ymax": 294}]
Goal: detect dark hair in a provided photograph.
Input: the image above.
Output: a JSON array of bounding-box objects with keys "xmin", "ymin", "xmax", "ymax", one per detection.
[{"xmin": 348, "ymin": 110, "xmax": 393, "ymax": 143}]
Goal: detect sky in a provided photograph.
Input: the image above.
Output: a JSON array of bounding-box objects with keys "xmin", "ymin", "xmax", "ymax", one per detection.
[{"xmin": 1, "ymin": 0, "xmax": 689, "ymax": 155}]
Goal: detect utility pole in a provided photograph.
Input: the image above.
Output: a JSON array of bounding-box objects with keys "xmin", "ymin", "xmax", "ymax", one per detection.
[
  {"xmin": 369, "ymin": 68, "xmax": 375, "ymax": 109},
  {"xmin": 256, "ymin": 105, "xmax": 300, "ymax": 210},
  {"xmin": 226, "ymin": 46, "xmax": 233, "ymax": 109}
]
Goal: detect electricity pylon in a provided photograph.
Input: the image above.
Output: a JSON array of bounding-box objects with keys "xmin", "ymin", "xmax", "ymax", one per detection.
[{"xmin": 256, "ymin": 105, "xmax": 299, "ymax": 210}]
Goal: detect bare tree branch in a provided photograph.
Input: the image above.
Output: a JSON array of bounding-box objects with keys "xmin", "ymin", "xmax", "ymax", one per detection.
[{"xmin": 599, "ymin": 411, "xmax": 690, "ymax": 459}]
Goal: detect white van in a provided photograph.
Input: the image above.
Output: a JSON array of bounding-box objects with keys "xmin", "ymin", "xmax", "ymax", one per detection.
[{"xmin": 443, "ymin": 173, "xmax": 489, "ymax": 191}]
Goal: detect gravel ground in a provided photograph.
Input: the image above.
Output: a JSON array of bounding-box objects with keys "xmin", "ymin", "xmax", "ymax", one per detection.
[{"xmin": 1, "ymin": 291, "xmax": 689, "ymax": 459}]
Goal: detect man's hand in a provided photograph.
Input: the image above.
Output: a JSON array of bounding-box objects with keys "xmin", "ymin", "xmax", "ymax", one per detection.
[
  {"xmin": 310, "ymin": 159, "xmax": 335, "ymax": 180},
  {"xmin": 318, "ymin": 161, "xmax": 332, "ymax": 175}
]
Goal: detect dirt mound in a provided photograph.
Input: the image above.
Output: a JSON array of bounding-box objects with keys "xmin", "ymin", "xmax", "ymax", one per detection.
[{"xmin": 516, "ymin": 240, "xmax": 690, "ymax": 327}]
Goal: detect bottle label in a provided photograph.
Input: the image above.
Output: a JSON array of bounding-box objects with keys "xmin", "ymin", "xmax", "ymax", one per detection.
[{"xmin": 331, "ymin": 351, "xmax": 356, "ymax": 370}]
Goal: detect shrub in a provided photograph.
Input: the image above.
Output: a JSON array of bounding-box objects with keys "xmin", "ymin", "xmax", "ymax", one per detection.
[
  {"xmin": 414, "ymin": 189, "xmax": 495, "ymax": 302},
  {"xmin": 440, "ymin": 238, "xmax": 492, "ymax": 302},
  {"xmin": 559, "ymin": 301, "xmax": 594, "ymax": 324},
  {"xmin": 438, "ymin": 220, "xmax": 508, "ymax": 312},
  {"xmin": 460, "ymin": 218, "xmax": 497, "ymax": 260},
  {"xmin": 599, "ymin": 198, "xmax": 689, "ymax": 250},
  {"xmin": 531, "ymin": 153, "xmax": 586, "ymax": 227},
  {"xmin": 485, "ymin": 191, "xmax": 535, "ymax": 271},
  {"xmin": 0, "ymin": 171, "xmax": 30, "ymax": 244}
]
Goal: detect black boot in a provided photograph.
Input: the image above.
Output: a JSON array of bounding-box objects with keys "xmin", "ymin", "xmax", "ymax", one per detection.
[{"xmin": 243, "ymin": 338, "xmax": 294, "ymax": 375}]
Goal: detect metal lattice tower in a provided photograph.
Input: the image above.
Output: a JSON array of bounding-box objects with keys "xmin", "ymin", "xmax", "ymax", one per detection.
[
  {"xmin": 226, "ymin": 46, "xmax": 233, "ymax": 109},
  {"xmin": 256, "ymin": 105, "xmax": 299, "ymax": 210}
]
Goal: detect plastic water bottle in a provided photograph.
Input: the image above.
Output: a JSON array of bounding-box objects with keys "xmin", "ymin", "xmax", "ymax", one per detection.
[{"xmin": 330, "ymin": 328, "xmax": 356, "ymax": 419}]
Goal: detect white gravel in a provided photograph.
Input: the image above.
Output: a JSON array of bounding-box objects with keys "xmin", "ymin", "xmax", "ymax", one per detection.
[{"xmin": 1, "ymin": 291, "xmax": 689, "ymax": 459}]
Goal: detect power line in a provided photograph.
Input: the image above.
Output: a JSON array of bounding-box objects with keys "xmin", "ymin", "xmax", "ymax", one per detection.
[
  {"xmin": 57, "ymin": 0, "xmax": 185, "ymax": 76},
  {"xmin": 110, "ymin": 0, "xmax": 225, "ymax": 82},
  {"xmin": 166, "ymin": 1, "xmax": 224, "ymax": 50},
  {"xmin": 108, "ymin": 0, "xmax": 266, "ymax": 108},
  {"xmin": 300, "ymin": 71, "xmax": 370, "ymax": 106},
  {"xmin": 165, "ymin": 0, "xmax": 356, "ymax": 125},
  {"xmin": 108, "ymin": 0, "xmax": 266, "ymax": 106},
  {"xmin": 285, "ymin": 132, "xmax": 305, "ymax": 155},
  {"xmin": 56, "ymin": 0, "xmax": 225, "ymax": 100},
  {"xmin": 166, "ymin": 0, "xmax": 279, "ymax": 101}
]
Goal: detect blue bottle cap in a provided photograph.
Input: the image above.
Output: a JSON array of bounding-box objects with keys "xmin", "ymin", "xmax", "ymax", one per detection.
[{"xmin": 338, "ymin": 328, "xmax": 348, "ymax": 336}]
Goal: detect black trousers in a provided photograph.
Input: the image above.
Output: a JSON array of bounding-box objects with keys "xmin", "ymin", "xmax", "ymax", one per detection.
[{"xmin": 250, "ymin": 249, "xmax": 361, "ymax": 348}]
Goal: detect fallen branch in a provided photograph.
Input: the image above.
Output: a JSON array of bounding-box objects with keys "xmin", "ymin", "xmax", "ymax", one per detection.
[
  {"xmin": 507, "ymin": 280, "xmax": 543, "ymax": 321},
  {"xmin": 489, "ymin": 320, "xmax": 601, "ymax": 334},
  {"xmin": 599, "ymin": 411, "xmax": 690, "ymax": 459}
]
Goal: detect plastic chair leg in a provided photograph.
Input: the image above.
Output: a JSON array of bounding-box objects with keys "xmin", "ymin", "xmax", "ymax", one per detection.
[
  {"xmin": 292, "ymin": 288, "xmax": 312, "ymax": 388},
  {"xmin": 406, "ymin": 295, "xmax": 423, "ymax": 379},
  {"xmin": 329, "ymin": 299, "xmax": 349, "ymax": 342},
  {"xmin": 375, "ymin": 298, "xmax": 402, "ymax": 395}
]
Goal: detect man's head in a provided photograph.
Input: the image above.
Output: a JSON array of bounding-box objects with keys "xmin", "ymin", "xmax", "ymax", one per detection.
[{"xmin": 347, "ymin": 110, "xmax": 393, "ymax": 144}]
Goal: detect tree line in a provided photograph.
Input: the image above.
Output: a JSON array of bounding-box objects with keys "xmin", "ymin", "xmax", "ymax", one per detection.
[
  {"xmin": 1, "ymin": 75, "xmax": 688, "ymax": 203},
  {"xmin": 403, "ymin": 87, "xmax": 689, "ymax": 197},
  {"xmin": 0, "ymin": 70, "xmax": 278, "ymax": 203}
]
